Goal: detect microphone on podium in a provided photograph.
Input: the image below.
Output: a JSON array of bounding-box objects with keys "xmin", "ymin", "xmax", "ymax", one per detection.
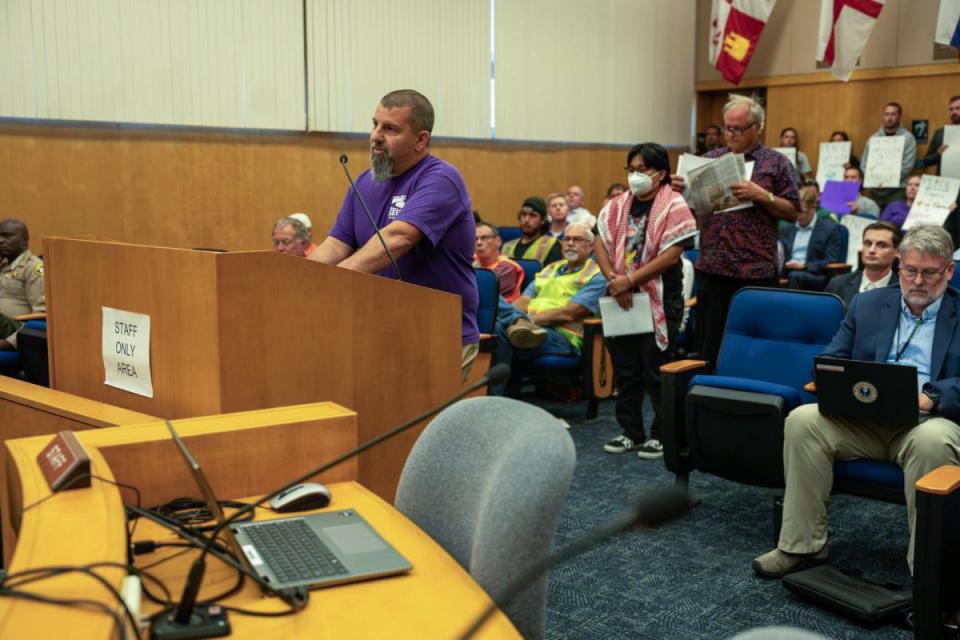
[
  {"xmin": 339, "ymin": 153, "xmax": 403, "ymax": 281},
  {"xmin": 162, "ymin": 364, "xmax": 511, "ymax": 635}
]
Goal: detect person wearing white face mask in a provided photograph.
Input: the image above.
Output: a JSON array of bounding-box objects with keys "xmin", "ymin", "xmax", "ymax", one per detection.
[{"xmin": 595, "ymin": 143, "xmax": 698, "ymax": 459}]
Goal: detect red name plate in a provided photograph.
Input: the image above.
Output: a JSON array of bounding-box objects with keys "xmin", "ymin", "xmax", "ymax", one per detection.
[{"xmin": 36, "ymin": 431, "xmax": 91, "ymax": 492}]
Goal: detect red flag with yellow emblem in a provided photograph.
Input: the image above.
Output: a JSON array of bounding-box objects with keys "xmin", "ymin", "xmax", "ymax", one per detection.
[{"xmin": 710, "ymin": 0, "xmax": 778, "ymax": 85}]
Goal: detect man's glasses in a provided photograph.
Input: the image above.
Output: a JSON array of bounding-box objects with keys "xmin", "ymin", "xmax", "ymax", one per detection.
[
  {"xmin": 723, "ymin": 122, "xmax": 758, "ymax": 136},
  {"xmin": 562, "ymin": 236, "xmax": 590, "ymax": 245},
  {"xmin": 900, "ymin": 264, "xmax": 950, "ymax": 283}
]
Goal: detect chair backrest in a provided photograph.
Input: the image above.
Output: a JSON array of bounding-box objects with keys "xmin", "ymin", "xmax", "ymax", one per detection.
[
  {"xmin": 682, "ymin": 248, "xmax": 699, "ymax": 265},
  {"xmin": 395, "ymin": 397, "xmax": 576, "ymax": 640},
  {"xmin": 499, "ymin": 226, "xmax": 523, "ymax": 243},
  {"xmin": 473, "ymin": 268, "xmax": 499, "ymax": 334},
  {"xmin": 716, "ymin": 288, "xmax": 845, "ymax": 391},
  {"xmin": 515, "ymin": 259, "xmax": 542, "ymax": 290},
  {"xmin": 951, "ymin": 261, "xmax": 960, "ymax": 290},
  {"xmin": 836, "ymin": 224, "xmax": 849, "ymax": 262}
]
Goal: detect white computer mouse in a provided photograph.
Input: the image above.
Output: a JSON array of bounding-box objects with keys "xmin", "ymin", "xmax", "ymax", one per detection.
[{"xmin": 269, "ymin": 482, "xmax": 332, "ymax": 513}]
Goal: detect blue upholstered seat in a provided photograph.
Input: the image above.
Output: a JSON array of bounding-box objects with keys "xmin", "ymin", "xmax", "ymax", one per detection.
[
  {"xmin": 514, "ymin": 258, "xmax": 542, "ymax": 292},
  {"xmin": 498, "ymin": 225, "xmax": 523, "ymax": 243},
  {"xmin": 473, "ymin": 268, "xmax": 499, "ymax": 335},
  {"xmin": 661, "ymin": 287, "xmax": 846, "ymax": 489}
]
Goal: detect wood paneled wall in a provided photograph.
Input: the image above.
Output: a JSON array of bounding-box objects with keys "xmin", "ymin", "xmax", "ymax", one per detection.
[
  {"xmin": 0, "ymin": 123, "xmax": 638, "ymax": 252},
  {"xmin": 696, "ymin": 66, "xmax": 960, "ymax": 177}
]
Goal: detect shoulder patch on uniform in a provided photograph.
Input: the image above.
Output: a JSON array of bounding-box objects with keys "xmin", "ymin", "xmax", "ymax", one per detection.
[{"xmin": 34, "ymin": 262, "xmax": 43, "ymax": 276}]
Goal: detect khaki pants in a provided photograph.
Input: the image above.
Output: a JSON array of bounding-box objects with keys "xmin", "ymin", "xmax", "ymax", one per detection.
[
  {"xmin": 461, "ymin": 342, "xmax": 479, "ymax": 383},
  {"xmin": 779, "ymin": 403, "xmax": 960, "ymax": 570}
]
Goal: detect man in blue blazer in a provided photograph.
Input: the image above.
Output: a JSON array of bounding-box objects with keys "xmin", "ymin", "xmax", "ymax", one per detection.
[
  {"xmin": 754, "ymin": 225, "xmax": 960, "ymax": 578},
  {"xmin": 780, "ymin": 188, "xmax": 844, "ymax": 291}
]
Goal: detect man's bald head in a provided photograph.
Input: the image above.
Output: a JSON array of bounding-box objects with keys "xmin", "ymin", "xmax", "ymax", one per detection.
[{"xmin": 0, "ymin": 219, "xmax": 29, "ymax": 261}]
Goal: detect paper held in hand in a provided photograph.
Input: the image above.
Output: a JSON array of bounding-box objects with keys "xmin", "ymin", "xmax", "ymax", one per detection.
[
  {"xmin": 816, "ymin": 141, "xmax": 851, "ymax": 187},
  {"xmin": 902, "ymin": 175, "xmax": 960, "ymax": 230},
  {"xmin": 677, "ymin": 153, "xmax": 755, "ymax": 215},
  {"xmin": 599, "ymin": 294, "xmax": 653, "ymax": 337},
  {"xmin": 863, "ymin": 136, "xmax": 905, "ymax": 188},
  {"xmin": 941, "ymin": 125, "xmax": 960, "ymax": 179}
]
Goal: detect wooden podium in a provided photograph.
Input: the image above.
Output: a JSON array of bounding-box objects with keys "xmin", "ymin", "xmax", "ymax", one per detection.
[{"xmin": 43, "ymin": 237, "xmax": 462, "ymax": 500}]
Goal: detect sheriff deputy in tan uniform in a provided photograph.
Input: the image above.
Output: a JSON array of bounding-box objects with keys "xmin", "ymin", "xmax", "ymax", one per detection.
[{"xmin": 0, "ymin": 219, "xmax": 44, "ymax": 349}]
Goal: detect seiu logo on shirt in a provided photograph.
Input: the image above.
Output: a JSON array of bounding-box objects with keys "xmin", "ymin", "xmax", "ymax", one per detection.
[{"xmin": 388, "ymin": 195, "xmax": 407, "ymax": 220}]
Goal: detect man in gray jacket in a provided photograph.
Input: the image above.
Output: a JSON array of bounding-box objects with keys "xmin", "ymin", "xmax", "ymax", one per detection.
[{"xmin": 861, "ymin": 102, "xmax": 917, "ymax": 211}]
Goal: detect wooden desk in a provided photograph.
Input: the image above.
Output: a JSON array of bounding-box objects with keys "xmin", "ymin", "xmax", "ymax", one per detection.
[
  {"xmin": 0, "ymin": 405, "xmax": 518, "ymax": 639},
  {"xmin": 137, "ymin": 482, "xmax": 518, "ymax": 639}
]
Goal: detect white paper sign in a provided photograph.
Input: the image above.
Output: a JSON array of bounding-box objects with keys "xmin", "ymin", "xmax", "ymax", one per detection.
[
  {"xmin": 816, "ymin": 141, "xmax": 851, "ymax": 187},
  {"xmin": 773, "ymin": 147, "xmax": 797, "ymax": 168},
  {"xmin": 102, "ymin": 307, "xmax": 153, "ymax": 398},
  {"xmin": 941, "ymin": 125, "xmax": 960, "ymax": 179},
  {"xmin": 841, "ymin": 214, "xmax": 875, "ymax": 266},
  {"xmin": 864, "ymin": 136, "xmax": 905, "ymax": 188},
  {"xmin": 903, "ymin": 175, "xmax": 960, "ymax": 230},
  {"xmin": 599, "ymin": 294, "xmax": 653, "ymax": 337}
]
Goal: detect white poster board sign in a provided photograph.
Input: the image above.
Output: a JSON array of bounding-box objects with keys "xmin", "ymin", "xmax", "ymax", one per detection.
[
  {"xmin": 102, "ymin": 306, "xmax": 153, "ymax": 398},
  {"xmin": 816, "ymin": 141, "xmax": 851, "ymax": 187},
  {"xmin": 841, "ymin": 214, "xmax": 874, "ymax": 266},
  {"xmin": 773, "ymin": 147, "xmax": 797, "ymax": 168},
  {"xmin": 903, "ymin": 175, "xmax": 960, "ymax": 230},
  {"xmin": 864, "ymin": 136, "xmax": 905, "ymax": 188},
  {"xmin": 941, "ymin": 125, "xmax": 960, "ymax": 179}
]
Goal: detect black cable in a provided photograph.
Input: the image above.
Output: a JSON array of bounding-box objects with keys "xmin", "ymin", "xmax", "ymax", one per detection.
[
  {"xmin": 125, "ymin": 505, "xmax": 305, "ymax": 618},
  {"xmin": 21, "ymin": 472, "xmax": 141, "ymax": 515},
  {"xmin": 136, "ymin": 497, "xmax": 255, "ymax": 533}
]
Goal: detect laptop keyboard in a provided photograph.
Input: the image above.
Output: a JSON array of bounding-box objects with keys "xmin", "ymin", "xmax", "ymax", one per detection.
[{"xmin": 243, "ymin": 518, "xmax": 348, "ymax": 583}]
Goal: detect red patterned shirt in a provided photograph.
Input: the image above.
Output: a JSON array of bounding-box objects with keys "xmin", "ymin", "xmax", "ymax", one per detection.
[{"xmin": 696, "ymin": 143, "xmax": 799, "ymax": 279}]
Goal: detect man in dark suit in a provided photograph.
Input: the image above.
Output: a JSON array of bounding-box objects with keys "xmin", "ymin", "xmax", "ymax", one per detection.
[
  {"xmin": 780, "ymin": 187, "xmax": 844, "ymax": 291},
  {"xmin": 826, "ymin": 221, "xmax": 901, "ymax": 305},
  {"xmin": 754, "ymin": 225, "xmax": 960, "ymax": 578}
]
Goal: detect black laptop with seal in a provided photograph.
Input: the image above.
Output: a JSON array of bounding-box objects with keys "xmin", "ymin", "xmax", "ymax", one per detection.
[{"xmin": 813, "ymin": 357, "xmax": 922, "ymax": 427}]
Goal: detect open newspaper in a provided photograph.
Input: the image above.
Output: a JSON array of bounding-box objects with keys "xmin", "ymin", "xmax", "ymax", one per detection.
[{"xmin": 680, "ymin": 153, "xmax": 752, "ymax": 214}]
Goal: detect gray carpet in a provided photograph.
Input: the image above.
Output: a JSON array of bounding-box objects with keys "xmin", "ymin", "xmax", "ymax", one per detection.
[{"xmin": 530, "ymin": 394, "xmax": 911, "ymax": 640}]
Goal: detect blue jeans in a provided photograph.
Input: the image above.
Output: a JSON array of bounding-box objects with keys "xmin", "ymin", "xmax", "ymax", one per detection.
[{"xmin": 491, "ymin": 296, "xmax": 579, "ymax": 395}]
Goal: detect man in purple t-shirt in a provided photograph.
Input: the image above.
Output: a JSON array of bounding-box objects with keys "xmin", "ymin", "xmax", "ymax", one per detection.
[{"xmin": 309, "ymin": 90, "xmax": 480, "ymax": 379}]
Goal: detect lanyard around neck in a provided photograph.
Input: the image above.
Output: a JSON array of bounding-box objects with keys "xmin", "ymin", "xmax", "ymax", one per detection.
[{"xmin": 895, "ymin": 315, "xmax": 924, "ymax": 363}]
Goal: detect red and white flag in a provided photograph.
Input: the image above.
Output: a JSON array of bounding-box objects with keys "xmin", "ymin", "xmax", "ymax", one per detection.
[
  {"xmin": 817, "ymin": 0, "xmax": 886, "ymax": 81},
  {"xmin": 709, "ymin": 0, "xmax": 778, "ymax": 85}
]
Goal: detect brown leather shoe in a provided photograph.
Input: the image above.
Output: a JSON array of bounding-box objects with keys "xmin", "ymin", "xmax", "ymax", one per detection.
[
  {"xmin": 506, "ymin": 318, "xmax": 547, "ymax": 349},
  {"xmin": 752, "ymin": 546, "xmax": 828, "ymax": 579}
]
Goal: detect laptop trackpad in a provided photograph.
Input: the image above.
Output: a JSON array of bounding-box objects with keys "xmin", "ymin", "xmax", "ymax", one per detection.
[{"xmin": 325, "ymin": 523, "xmax": 388, "ymax": 555}]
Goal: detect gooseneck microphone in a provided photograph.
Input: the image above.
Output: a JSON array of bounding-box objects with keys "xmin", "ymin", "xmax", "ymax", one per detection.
[
  {"xmin": 459, "ymin": 485, "xmax": 691, "ymax": 640},
  {"xmin": 168, "ymin": 364, "xmax": 511, "ymax": 627},
  {"xmin": 339, "ymin": 153, "xmax": 403, "ymax": 281}
]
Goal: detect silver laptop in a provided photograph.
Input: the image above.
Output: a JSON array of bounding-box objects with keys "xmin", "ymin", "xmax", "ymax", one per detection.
[{"xmin": 164, "ymin": 420, "xmax": 412, "ymax": 590}]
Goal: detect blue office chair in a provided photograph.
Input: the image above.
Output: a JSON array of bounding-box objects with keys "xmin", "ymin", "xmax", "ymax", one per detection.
[
  {"xmin": 499, "ymin": 226, "xmax": 523, "ymax": 243},
  {"xmin": 950, "ymin": 260, "xmax": 960, "ymax": 290},
  {"xmin": 515, "ymin": 258, "xmax": 542, "ymax": 292},
  {"xmin": 661, "ymin": 288, "xmax": 846, "ymax": 490},
  {"xmin": 473, "ymin": 268, "xmax": 499, "ymax": 335}
]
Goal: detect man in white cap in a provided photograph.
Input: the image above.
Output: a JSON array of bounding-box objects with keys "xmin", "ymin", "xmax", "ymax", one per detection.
[{"xmin": 288, "ymin": 213, "xmax": 318, "ymax": 257}]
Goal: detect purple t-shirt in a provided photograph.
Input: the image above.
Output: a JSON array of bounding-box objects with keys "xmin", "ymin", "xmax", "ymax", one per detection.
[{"xmin": 330, "ymin": 155, "xmax": 479, "ymax": 345}]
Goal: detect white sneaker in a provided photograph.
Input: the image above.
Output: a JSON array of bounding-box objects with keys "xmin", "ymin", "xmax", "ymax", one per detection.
[
  {"xmin": 636, "ymin": 439, "xmax": 664, "ymax": 459},
  {"xmin": 604, "ymin": 435, "xmax": 639, "ymax": 453}
]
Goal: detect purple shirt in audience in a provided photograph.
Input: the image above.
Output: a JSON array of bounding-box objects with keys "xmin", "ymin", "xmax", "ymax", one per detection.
[
  {"xmin": 330, "ymin": 155, "xmax": 479, "ymax": 345},
  {"xmin": 696, "ymin": 143, "xmax": 800, "ymax": 279},
  {"xmin": 880, "ymin": 200, "xmax": 910, "ymax": 229}
]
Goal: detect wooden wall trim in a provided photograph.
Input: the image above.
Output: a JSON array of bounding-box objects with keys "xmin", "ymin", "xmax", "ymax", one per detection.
[{"xmin": 695, "ymin": 62, "xmax": 960, "ymax": 92}]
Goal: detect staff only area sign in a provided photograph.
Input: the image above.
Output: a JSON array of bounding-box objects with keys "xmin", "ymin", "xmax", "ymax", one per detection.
[{"xmin": 101, "ymin": 306, "xmax": 154, "ymax": 398}]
